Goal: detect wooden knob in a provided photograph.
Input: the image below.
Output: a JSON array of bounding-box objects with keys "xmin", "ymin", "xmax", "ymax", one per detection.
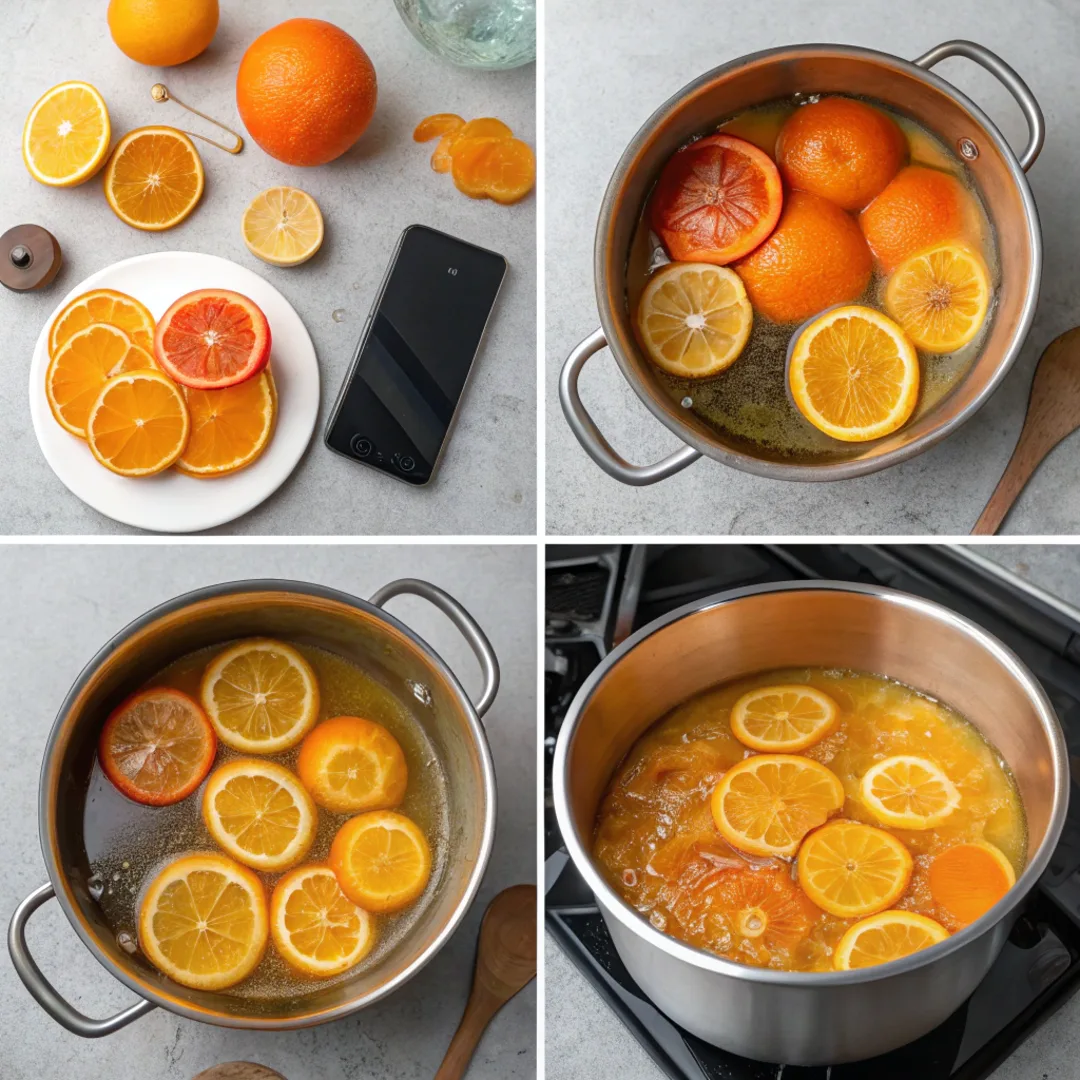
[
  {"xmin": 191, "ymin": 1065, "xmax": 287, "ymax": 1080},
  {"xmin": 0, "ymin": 224, "xmax": 61, "ymax": 291}
]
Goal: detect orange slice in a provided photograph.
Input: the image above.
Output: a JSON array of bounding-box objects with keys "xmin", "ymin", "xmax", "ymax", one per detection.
[
  {"xmin": 22, "ymin": 81, "xmax": 110, "ymax": 188},
  {"xmin": 202, "ymin": 759, "xmax": 317, "ymax": 872},
  {"xmin": 98, "ymin": 688, "xmax": 216, "ymax": 806},
  {"xmin": 859, "ymin": 755, "xmax": 960, "ymax": 830},
  {"xmin": 46, "ymin": 324, "xmax": 156, "ymax": 438},
  {"xmin": 49, "ymin": 288, "xmax": 156, "ymax": 357},
  {"xmin": 271, "ymin": 865, "xmax": 376, "ymax": 977},
  {"xmin": 797, "ymin": 820, "xmax": 913, "ymax": 917},
  {"xmin": 103, "ymin": 126, "xmax": 204, "ymax": 231},
  {"xmin": 450, "ymin": 136, "xmax": 535, "ymax": 204},
  {"xmin": 788, "ymin": 304, "xmax": 920, "ymax": 442},
  {"xmin": 139, "ymin": 853, "xmax": 268, "ymax": 991},
  {"xmin": 176, "ymin": 371, "xmax": 276, "ymax": 478},
  {"xmin": 729, "ymin": 685, "xmax": 839, "ymax": 753},
  {"xmin": 200, "ymin": 639, "xmax": 319, "ymax": 753},
  {"xmin": 86, "ymin": 370, "xmax": 190, "ymax": 477},
  {"xmin": 929, "ymin": 841, "xmax": 1016, "ymax": 928},
  {"xmin": 833, "ymin": 910, "xmax": 949, "ymax": 971},
  {"xmin": 297, "ymin": 715, "xmax": 408, "ymax": 813},
  {"xmin": 710, "ymin": 754, "xmax": 844, "ymax": 857},
  {"xmin": 329, "ymin": 810, "xmax": 432, "ymax": 914},
  {"xmin": 413, "ymin": 113, "xmax": 465, "ymax": 141}
]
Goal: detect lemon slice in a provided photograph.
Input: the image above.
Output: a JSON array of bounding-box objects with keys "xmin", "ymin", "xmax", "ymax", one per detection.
[
  {"xmin": 859, "ymin": 754, "xmax": 960, "ymax": 830},
  {"xmin": 730, "ymin": 685, "xmax": 840, "ymax": 752},
  {"xmin": 242, "ymin": 187, "xmax": 324, "ymax": 267},
  {"xmin": 637, "ymin": 263, "xmax": 753, "ymax": 377},
  {"xmin": 833, "ymin": 910, "xmax": 949, "ymax": 970},
  {"xmin": 789, "ymin": 304, "xmax": 919, "ymax": 442},
  {"xmin": 884, "ymin": 243, "xmax": 991, "ymax": 354},
  {"xmin": 22, "ymin": 81, "xmax": 110, "ymax": 187}
]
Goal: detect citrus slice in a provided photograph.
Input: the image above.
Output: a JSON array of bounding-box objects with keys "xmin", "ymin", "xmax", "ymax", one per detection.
[
  {"xmin": 788, "ymin": 304, "xmax": 920, "ymax": 442},
  {"xmin": 413, "ymin": 113, "xmax": 465, "ymax": 142},
  {"xmin": 329, "ymin": 810, "xmax": 433, "ymax": 914},
  {"xmin": 139, "ymin": 853, "xmax": 268, "ymax": 991},
  {"xmin": 859, "ymin": 755, "xmax": 960, "ymax": 830},
  {"xmin": 46, "ymin": 324, "xmax": 156, "ymax": 438},
  {"xmin": 710, "ymin": 754, "xmax": 845, "ymax": 857},
  {"xmin": 270, "ymin": 865, "xmax": 376, "ymax": 977},
  {"xmin": 431, "ymin": 133, "xmax": 456, "ymax": 173},
  {"xmin": 833, "ymin": 910, "xmax": 949, "ymax": 971},
  {"xmin": 86, "ymin": 370, "xmax": 190, "ymax": 477},
  {"xmin": 297, "ymin": 715, "xmax": 409, "ymax": 813},
  {"xmin": 98, "ymin": 688, "xmax": 216, "ymax": 806},
  {"xmin": 22, "ymin": 81, "xmax": 110, "ymax": 188},
  {"xmin": 242, "ymin": 187, "xmax": 324, "ymax": 267},
  {"xmin": 884, "ymin": 243, "xmax": 991, "ymax": 354},
  {"xmin": 49, "ymin": 288, "xmax": 156, "ymax": 357},
  {"xmin": 730, "ymin": 685, "xmax": 840, "ymax": 753},
  {"xmin": 636, "ymin": 263, "xmax": 753, "ymax": 378},
  {"xmin": 797, "ymin": 819, "xmax": 913, "ymax": 917},
  {"xmin": 176, "ymin": 370, "xmax": 276, "ymax": 478},
  {"xmin": 202, "ymin": 759, "xmax": 318, "ymax": 872},
  {"xmin": 650, "ymin": 134, "xmax": 784, "ymax": 265},
  {"xmin": 154, "ymin": 288, "xmax": 272, "ymax": 390},
  {"xmin": 929, "ymin": 841, "xmax": 1016, "ymax": 928},
  {"xmin": 103, "ymin": 126, "xmax": 204, "ymax": 231},
  {"xmin": 200, "ymin": 638, "xmax": 319, "ymax": 754},
  {"xmin": 450, "ymin": 136, "xmax": 536, "ymax": 204},
  {"xmin": 452, "ymin": 117, "xmax": 513, "ymax": 144}
]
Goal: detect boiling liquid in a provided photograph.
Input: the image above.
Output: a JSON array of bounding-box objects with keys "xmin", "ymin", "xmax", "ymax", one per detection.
[
  {"xmin": 83, "ymin": 642, "xmax": 449, "ymax": 1002},
  {"xmin": 626, "ymin": 97, "xmax": 1000, "ymax": 460},
  {"xmin": 593, "ymin": 668, "xmax": 1025, "ymax": 973}
]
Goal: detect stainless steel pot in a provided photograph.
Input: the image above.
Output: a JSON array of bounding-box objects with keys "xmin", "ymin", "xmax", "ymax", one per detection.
[
  {"xmin": 560, "ymin": 40, "xmax": 1044, "ymax": 485},
  {"xmin": 552, "ymin": 581, "xmax": 1068, "ymax": 1064},
  {"xmin": 8, "ymin": 578, "xmax": 499, "ymax": 1037}
]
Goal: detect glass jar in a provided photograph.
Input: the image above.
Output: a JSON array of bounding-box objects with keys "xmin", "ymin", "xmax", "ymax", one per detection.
[{"xmin": 393, "ymin": 0, "xmax": 535, "ymax": 70}]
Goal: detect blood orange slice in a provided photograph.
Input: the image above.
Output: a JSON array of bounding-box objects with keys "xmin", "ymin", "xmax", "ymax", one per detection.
[{"xmin": 154, "ymin": 289, "xmax": 271, "ymax": 389}]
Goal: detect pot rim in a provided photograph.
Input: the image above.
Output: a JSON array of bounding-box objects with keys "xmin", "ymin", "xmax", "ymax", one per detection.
[
  {"xmin": 39, "ymin": 577, "xmax": 498, "ymax": 1028},
  {"xmin": 553, "ymin": 579, "xmax": 1069, "ymax": 986},
  {"xmin": 592, "ymin": 42, "xmax": 1043, "ymax": 481}
]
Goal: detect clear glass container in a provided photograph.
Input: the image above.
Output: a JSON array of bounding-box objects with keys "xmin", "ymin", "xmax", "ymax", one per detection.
[{"xmin": 393, "ymin": 0, "xmax": 535, "ymax": 70}]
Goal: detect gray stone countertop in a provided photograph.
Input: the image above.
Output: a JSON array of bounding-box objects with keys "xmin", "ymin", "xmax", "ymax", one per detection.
[
  {"xmin": 1, "ymin": 0, "xmax": 535, "ymax": 535},
  {"xmin": 0, "ymin": 544, "xmax": 535, "ymax": 1079},
  {"xmin": 545, "ymin": 0, "xmax": 1080, "ymax": 536}
]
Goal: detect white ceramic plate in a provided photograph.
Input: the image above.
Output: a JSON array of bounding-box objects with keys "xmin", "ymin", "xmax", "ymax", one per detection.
[{"xmin": 29, "ymin": 251, "xmax": 319, "ymax": 533}]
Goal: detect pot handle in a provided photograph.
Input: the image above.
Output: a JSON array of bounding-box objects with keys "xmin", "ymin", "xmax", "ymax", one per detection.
[
  {"xmin": 913, "ymin": 39, "xmax": 1044, "ymax": 171},
  {"xmin": 8, "ymin": 882, "xmax": 156, "ymax": 1038},
  {"xmin": 369, "ymin": 578, "xmax": 500, "ymax": 720},
  {"xmin": 560, "ymin": 327, "xmax": 702, "ymax": 486}
]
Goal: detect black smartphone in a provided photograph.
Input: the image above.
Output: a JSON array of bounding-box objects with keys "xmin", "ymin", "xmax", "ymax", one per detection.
[{"xmin": 324, "ymin": 224, "xmax": 507, "ymax": 486}]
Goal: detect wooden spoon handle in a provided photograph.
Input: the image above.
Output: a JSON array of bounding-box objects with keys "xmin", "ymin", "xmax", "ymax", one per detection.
[
  {"xmin": 433, "ymin": 990, "xmax": 500, "ymax": 1080},
  {"xmin": 971, "ymin": 439, "xmax": 1043, "ymax": 534}
]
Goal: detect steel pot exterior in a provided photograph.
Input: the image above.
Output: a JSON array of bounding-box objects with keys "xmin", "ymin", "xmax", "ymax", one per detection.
[
  {"xmin": 9, "ymin": 578, "xmax": 499, "ymax": 1036},
  {"xmin": 552, "ymin": 581, "xmax": 1069, "ymax": 1064},
  {"xmin": 560, "ymin": 41, "xmax": 1044, "ymax": 485}
]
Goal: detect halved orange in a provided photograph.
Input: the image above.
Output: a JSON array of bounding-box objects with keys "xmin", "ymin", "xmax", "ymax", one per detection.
[
  {"xmin": 271, "ymin": 865, "xmax": 376, "ymax": 977},
  {"xmin": 413, "ymin": 113, "xmax": 465, "ymax": 142},
  {"xmin": 49, "ymin": 288, "xmax": 156, "ymax": 357},
  {"xmin": 297, "ymin": 715, "xmax": 408, "ymax": 813},
  {"xmin": 103, "ymin": 126, "xmax": 204, "ymax": 231},
  {"xmin": 86, "ymin": 370, "xmax": 190, "ymax": 477},
  {"xmin": 98, "ymin": 687, "xmax": 216, "ymax": 806},
  {"xmin": 833, "ymin": 910, "xmax": 949, "ymax": 970},
  {"xmin": 176, "ymin": 370, "xmax": 276, "ymax": 478},
  {"xmin": 329, "ymin": 810, "xmax": 432, "ymax": 914},
  {"xmin": 22, "ymin": 81, "xmax": 110, "ymax": 188},
  {"xmin": 139, "ymin": 853, "xmax": 268, "ymax": 991},
  {"xmin": 797, "ymin": 820, "xmax": 913, "ymax": 917},
  {"xmin": 929, "ymin": 841, "xmax": 1016, "ymax": 928},
  {"xmin": 730, "ymin": 685, "xmax": 840, "ymax": 753},
  {"xmin": 710, "ymin": 754, "xmax": 844, "ymax": 857},
  {"xmin": 46, "ymin": 323, "xmax": 156, "ymax": 438},
  {"xmin": 859, "ymin": 755, "xmax": 960, "ymax": 830}
]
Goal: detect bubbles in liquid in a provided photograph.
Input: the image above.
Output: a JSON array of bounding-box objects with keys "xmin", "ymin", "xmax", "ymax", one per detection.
[
  {"xmin": 331, "ymin": 308, "xmax": 347, "ymax": 323},
  {"xmin": 116, "ymin": 931, "xmax": 137, "ymax": 954},
  {"xmin": 87, "ymin": 873, "xmax": 104, "ymax": 901}
]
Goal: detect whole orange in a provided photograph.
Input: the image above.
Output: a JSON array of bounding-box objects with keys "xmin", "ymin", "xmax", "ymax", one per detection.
[
  {"xmin": 734, "ymin": 191, "xmax": 873, "ymax": 324},
  {"xmin": 236, "ymin": 19, "xmax": 377, "ymax": 167},
  {"xmin": 860, "ymin": 166, "xmax": 968, "ymax": 271},
  {"xmin": 108, "ymin": 0, "xmax": 218, "ymax": 67},
  {"xmin": 776, "ymin": 97, "xmax": 905, "ymax": 212}
]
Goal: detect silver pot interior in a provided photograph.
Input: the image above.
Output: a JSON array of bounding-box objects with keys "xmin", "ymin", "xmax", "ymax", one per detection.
[
  {"xmin": 597, "ymin": 46, "xmax": 1039, "ymax": 473},
  {"xmin": 44, "ymin": 587, "xmax": 490, "ymax": 1024}
]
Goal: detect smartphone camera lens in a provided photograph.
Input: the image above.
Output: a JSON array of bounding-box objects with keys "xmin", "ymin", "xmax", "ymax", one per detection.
[
  {"xmin": 399, "ymin": 455, "xmax": 416, "ymax": 473},
  {"xmin": 350, "ymin": 435, "xmax": 373, "ymax": 458}
]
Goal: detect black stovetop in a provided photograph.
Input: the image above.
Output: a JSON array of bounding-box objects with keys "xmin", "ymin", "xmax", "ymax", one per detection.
[{"xmin": 544, "ymin": 544, "xmax": 1080, "ymax": 1080}]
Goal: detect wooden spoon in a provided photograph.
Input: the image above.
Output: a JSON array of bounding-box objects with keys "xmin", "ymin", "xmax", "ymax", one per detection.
[
  {"xmin": 434, "ymin": 884, "xmax": 537, "ymax": 1080},
  {"xmin": 972, "ymin": 328, "xmax": 1080, "ymax": 534}
]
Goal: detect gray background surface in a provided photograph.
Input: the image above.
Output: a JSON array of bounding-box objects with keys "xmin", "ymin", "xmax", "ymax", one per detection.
[
  {"xmin": 546, "ymin": 0, "xmax": 1080, "ymax": 536},
  {"xmin": 0, "ymin": 544, "xmax": 535, "ymax": 1079},
  {"xmin": 1, "ymin": 0, "xmax": 535, "ymax": 535},
  {"xmin": 545, "ymin": 541, "xmax": 1080, "ymax": 1079}
]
